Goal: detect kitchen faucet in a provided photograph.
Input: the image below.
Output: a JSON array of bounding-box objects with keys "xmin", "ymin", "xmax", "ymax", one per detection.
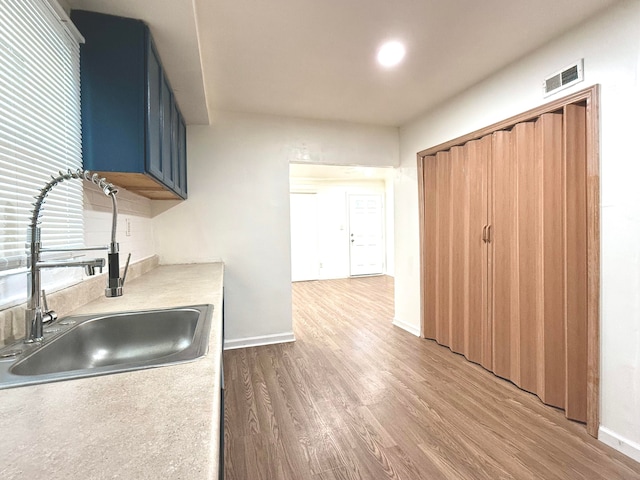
[{"xmin": 24, "ymin": 169, "xmax": 130, "ymax": 343}]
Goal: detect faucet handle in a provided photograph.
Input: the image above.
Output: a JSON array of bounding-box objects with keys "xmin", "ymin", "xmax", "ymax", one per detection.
[
  {"xmin": 41, "ymin": 290, "xmax": 58, "ymax": 325},
  {"xmin": 121, "ymin": 252, "xmax": 131, "ymax": 287},
  {"xmin": 41, "ymin": 289, "xmax": 49, "ymax": 312}
]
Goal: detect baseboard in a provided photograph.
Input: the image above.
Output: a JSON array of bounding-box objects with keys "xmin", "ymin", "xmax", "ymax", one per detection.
[
  {"xmin": 392, "ymin": 318, "xmax": 421, "ymax": 337},
  {"xmin": 599, "ymin": 426, "xmax": 640, "ymax": 463},
  {"xmin": 223, "ymin": 332, "xmax": 296, "ymax": 350}
]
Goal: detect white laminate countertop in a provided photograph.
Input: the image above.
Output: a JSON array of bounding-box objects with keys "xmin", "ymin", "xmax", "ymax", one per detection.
[{"xmin": 0, "ymin": 263, "xmax": 224, "ymax": 480}]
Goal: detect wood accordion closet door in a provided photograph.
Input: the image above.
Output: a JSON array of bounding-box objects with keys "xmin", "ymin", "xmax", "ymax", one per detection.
[
  {"xmin": 491, "ymin": 115, "xmax": 566, "ymax": 407},
  {"xmin": 491, "ymin": 111, "xmax": 587, "ymax": 420},
  {"xmin": 421, "ymin": 105, "xmax": 588, "ymax": 423},
  {"xmin": 422, "ymin": 135, "xmax": 491, "ymax": 370}
]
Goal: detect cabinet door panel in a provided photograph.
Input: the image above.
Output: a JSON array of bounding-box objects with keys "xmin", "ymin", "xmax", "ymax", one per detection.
[
  {"xmin": 146, "ymin": 41, "xmax": 162, "ymax": 180},
  {"xmin": 160, "ymin": 76, "xmax": 174, "ymax": 189},
  {"xmin": 177, "ymin": 116, "xmax": 188, "ymax": 198},
  {"xmin": 73, "ymin": 10, "xmax": 146, "ymax": 173},
  {"xmin": 171, "ymin": 101, "xmax": 179, "ymax": 191}
]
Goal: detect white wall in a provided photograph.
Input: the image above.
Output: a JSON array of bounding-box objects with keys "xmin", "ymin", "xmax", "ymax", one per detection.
[
  {"xmin": 290, "ymin": 178, "xmax": 391, "ymax": 279},
  {"xmin": 282, "ymin": 117, "xmax": 399, "ymax": 167},
  {"xmin": 84, "ymin": 183, "xmax": 156, "ymax": 264},
  {"xmin": 395, "ymin": 0, "xmax": 640, "ymax": 460},
  {"xmin": 152, "ymin": 111, "xmax": 399, "ymax": 348}
]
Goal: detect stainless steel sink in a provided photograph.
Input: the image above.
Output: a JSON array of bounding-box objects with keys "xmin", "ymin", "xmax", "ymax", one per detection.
[{"xmin": 0, "ymin": 304, "xmax": 213, "ymax": 389}]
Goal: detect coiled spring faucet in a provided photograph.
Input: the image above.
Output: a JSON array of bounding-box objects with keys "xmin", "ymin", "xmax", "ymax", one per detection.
[{"xmin": 25, "ymin": 169, "xmax": 130, "ymax": 343}]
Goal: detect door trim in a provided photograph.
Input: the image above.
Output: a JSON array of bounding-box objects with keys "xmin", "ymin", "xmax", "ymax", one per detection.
[{"xmin": 417, "ymin": 85, "xmax": 600, "ymax": 437}]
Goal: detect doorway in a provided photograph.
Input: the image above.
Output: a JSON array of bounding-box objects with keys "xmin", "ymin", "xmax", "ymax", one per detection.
[{"xmin": 289, "ymin": 164, "xmax": 393, "ymax": 282}]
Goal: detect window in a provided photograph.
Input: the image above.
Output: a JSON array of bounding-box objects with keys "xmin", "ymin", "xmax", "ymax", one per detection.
[{"xmin": 0, "ymin": 0, "xmax": 84, "ymax": 307}]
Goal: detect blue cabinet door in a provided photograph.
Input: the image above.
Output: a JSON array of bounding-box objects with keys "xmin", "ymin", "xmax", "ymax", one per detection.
[
  {"xmin": 146, "ymin": 40, "xmax": 162, "ymax": 181},
  {"xmin": 177, "ymin": 116, "xmax": 187, "ymax": 197},
  {"xmin": 160, "ymin": 76, "xmax": 174, "ymax": 189},
  {"xmin": 171, "ymin": 101, "xmax": 179, "ymax": 191},
  {"xmin": 73, "ymin": 10, "xmax": 145, "ymax": 174}
]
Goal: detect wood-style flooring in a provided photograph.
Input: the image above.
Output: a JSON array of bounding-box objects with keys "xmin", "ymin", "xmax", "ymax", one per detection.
[{"xmin": 223, "ymin": 276, "xmax": 640, "ymax": 479}]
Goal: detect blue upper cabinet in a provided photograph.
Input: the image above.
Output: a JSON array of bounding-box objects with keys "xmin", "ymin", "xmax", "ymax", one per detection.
[{"xmin": 71, "ymin": 10, "xmax": 187, "ymax": 200}]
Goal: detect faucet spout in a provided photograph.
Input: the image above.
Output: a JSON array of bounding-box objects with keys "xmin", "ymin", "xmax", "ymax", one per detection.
[
  {"xmin": 84, "ymin": 262, "xmax": 102, "ymax": 276},
  {"xmin": 36, "ymin": 258, "xmax": 105, "ymax": 272}
]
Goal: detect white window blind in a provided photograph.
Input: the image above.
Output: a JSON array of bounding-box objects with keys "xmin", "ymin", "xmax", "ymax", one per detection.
[{"xmin": 0, "ymin": 0, "xmax": 83, "ymax": 275}]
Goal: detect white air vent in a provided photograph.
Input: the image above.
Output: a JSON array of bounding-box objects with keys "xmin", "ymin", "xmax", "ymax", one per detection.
[{"xmin": 543, "ymin": 59, "xmax": 584, "ymax": 96}]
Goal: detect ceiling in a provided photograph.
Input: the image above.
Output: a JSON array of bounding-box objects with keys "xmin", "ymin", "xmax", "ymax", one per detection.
[{"xmin": 68, "ymin": 0, "xmax": 619, "ymax": 127}]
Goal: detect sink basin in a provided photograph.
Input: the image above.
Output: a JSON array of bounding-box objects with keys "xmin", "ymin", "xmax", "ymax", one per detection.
[{"xmin": 0, "ymin": 304, "xmax": 213, "ymax": 389}]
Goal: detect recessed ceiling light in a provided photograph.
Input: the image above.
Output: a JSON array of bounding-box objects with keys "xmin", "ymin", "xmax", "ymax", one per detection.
[{"xmin": 377, "ymin": 40, "xmax": 406, "ymax": 68}]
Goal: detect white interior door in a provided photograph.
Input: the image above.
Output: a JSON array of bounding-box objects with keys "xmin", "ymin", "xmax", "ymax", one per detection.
[
  {"xmin": 290, "ymin": 193, "xmax": 320, "ymax": 282},
  {"xmin": 349, "ymin": 194, "xmax": 384, "ymax": 276}
]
